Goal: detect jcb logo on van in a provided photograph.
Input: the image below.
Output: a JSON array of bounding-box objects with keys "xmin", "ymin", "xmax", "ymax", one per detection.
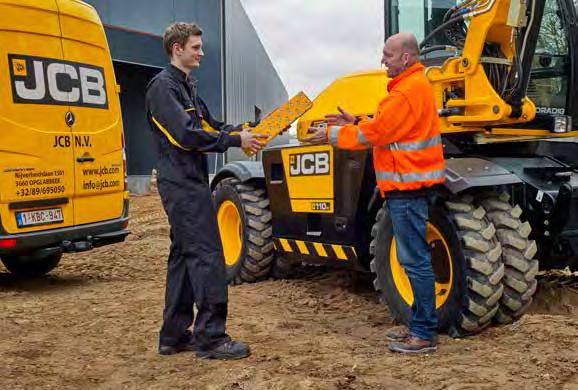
[
  {"xmin": 8, "ymin": 54, "xmax": 108, "ymax": 109},
  {"xmin": 289, "ymin": 152, "xmax": 330, "ymax": 176}
]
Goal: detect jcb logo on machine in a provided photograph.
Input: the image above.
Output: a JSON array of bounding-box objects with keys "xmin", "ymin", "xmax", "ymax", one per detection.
[
  {"xmin": 289, "ymin": 151, "xmax": 330, "ymax": 176},
  {"xmin": 8, "ymin": 54, "xmax": 108, "ymax": 109}
]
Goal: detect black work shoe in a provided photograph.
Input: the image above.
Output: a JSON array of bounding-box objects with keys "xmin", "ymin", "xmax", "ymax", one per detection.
[
  {"xmin": 158, "ymin": 332, "xmax": 197, "ymax": 356},
  {"xmin": 385, "ymin": 326, "xmax": 409, "ymax": 342},
  {"xmin": 388, "ymin": 336, "xmax": 437, "ymax": 354},
  {"xmin": 158, "ymin": 342, "xmax": 197, "ymax": 355},
  {"xmin": 196, "ymin": 340, "xmax": 250, "ymax": 360}
]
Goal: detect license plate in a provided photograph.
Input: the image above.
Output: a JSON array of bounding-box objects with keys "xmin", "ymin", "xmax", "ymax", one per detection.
[{"xmin": 16, "ymin": 208, "xmax": 63, "ymax": 228}]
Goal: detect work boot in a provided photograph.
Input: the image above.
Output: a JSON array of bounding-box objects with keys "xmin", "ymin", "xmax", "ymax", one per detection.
[
  {"xmin": 158, "ymin": 331, "xmax": 196, "ymax": 355},
  {"xmin": 388, "ymin": 336, "xmax": 437, "ymax": 354},
  {"xmin": 196, "ymin": 340, "xmax": 251, "ymax": 360},
  {"xmin": 385, "ymin": 326, "xmax": 409, "ymax": 341}
]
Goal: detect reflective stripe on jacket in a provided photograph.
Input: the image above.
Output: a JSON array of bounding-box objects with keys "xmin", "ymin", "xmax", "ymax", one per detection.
[{"xmin": 327, "ymin": 62, "xmax": 445, "ymax": 193}]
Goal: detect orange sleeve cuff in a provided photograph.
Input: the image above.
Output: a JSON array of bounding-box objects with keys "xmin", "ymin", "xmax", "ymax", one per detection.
[{"xmin": 329, "ymin": 125, "xmax": 370, "ymax": 150}]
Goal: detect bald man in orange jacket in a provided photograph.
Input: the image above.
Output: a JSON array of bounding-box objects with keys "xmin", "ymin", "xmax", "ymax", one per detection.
[{"xmin": 305, "ymin": 32, "xmax": 445, "ymax": 354}]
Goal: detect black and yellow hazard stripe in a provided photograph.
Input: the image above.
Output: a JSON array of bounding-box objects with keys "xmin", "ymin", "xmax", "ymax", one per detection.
[{"xmin": 273, "ymin": 238, "xmax": 357, "ymax": 261}]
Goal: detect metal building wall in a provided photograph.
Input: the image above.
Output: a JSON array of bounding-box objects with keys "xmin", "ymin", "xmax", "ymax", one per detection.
[
  {"xmin": 81, "ymin": 0, "xmax": 287, "ymax": 189},
  {"xmin": 83, "ymin": 0, "xmax": 224, "ymax": 117},
  {"xmin": 83, "ymin": 0, "xmax": 226, "ymax": 184},
  {"xmin": 224, "ymin": 0, "xmax": 289, "ymax": 163},
  {"xmin": 175, "ymin": 0, "xmax": 225, "ymax": 119},
  {"xmin": 112, "ymin": 62, "xmax": 158, "ymax": 186}
]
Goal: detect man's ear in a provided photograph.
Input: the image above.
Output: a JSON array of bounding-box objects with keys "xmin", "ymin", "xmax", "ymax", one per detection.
[
  {"xmin": 172, "ymin": 42, "xmax": 182, "ymax": 57},
  {"xmin": 403, "ymin": 53, "xmax": 410, "ymax": 67}
]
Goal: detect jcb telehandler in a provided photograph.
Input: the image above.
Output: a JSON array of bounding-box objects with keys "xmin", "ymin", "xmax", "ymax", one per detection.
[{"xmin": 212, "ymin": 0, "xmax": 578, "ymax": 336}]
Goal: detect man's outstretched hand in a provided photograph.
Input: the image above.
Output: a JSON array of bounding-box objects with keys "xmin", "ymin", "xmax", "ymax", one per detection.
[
  {"xmin": 240, "ymin": 128, "xmax": 264, "ymax": 154},
  {"xmin": 303, "ymin": 107, "xmax": 356, "ymax": 144},
  {"xmin": 325, "ymin": 106, "xmax": 356, "ymax": 126},
  {"xmin": 303, "ymin": 126, "xmax": 328, "ymax": 144}
]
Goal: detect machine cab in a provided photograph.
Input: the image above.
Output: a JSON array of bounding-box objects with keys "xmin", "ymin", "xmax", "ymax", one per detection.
[{"xmin": 385, "ymin": 0, "xmax": 578, "ymax": 132}]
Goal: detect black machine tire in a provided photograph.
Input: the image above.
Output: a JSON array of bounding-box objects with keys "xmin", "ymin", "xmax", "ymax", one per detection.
[
  {"xmin": 213, "ymin": 177, "xmax": 274, "ymax": 285},
  {"xmin": 477, "ymin": 192, "xmax": 539, "ymax": 324},
  {"xmin": 270, "ymin": 254, "xmax": 299, "ymax": 279},
  {"xmin": 370, "ymin": 194, "xmax": 504, "ymax": 336},
  {"xmin": 1, "ymin": 252, "xmax": 62, "ymax": 277}
]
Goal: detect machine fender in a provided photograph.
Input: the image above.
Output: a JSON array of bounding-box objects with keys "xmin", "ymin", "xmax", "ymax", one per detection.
[
  {"xmin": 211, "ymin": 161, "xmax": 265, "ymax": 191},
  {"xmin": 444, "ymin": 157, "xmax": 521, "ymax": 194}
]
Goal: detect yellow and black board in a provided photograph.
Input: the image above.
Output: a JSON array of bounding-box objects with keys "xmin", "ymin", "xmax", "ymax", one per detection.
[{"xmin": 273, "ymin": 238, "xmax": 357, "ymax": 261}]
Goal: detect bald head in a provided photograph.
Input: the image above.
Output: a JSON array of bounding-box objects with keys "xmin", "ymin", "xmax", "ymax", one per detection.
[
  {"xmin": 388, "ymin": 33, "xmax": 420, "ymax": 57},
  {"xmin": 381, "ymin": 32, "xmax": 420, "ymax": 78}
]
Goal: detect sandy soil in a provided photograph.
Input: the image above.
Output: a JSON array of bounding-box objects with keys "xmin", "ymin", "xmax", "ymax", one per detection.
[{"xmin": 0, "ymin": 192, "xmax": 577, "ymax": 390}]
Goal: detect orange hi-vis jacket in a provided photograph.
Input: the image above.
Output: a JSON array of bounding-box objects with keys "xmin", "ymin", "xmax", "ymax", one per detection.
[{"xmin": 327, "ymin": 62, "xmax": 445, "ymax": 194}]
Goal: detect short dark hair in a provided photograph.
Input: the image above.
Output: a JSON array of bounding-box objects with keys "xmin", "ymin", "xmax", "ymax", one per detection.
[{"xmin": 163, "ymin": 22, "xmax": 203, "ymax": 57}]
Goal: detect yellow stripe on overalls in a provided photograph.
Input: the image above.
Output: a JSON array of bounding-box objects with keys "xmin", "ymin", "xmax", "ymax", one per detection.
[
  {"xmin": 151, "ymin": 116, "xmax": 190, "ymax": 151},
  {"xmin": 201, "ymin": 119, "xmax": 219, "ymax": 133},
  {"xmin": 183, "ymin": 106, "xmax": 219, "ymax": 134}
]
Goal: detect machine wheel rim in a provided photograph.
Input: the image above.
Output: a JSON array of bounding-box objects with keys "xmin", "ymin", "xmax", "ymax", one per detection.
[
  {"xmin": 390, "ymin": 222, "xmax": 453, "ymax": 309},
  {"xmin": 217, "ymin": 200, "xmax": 243, "ymax": 267}
]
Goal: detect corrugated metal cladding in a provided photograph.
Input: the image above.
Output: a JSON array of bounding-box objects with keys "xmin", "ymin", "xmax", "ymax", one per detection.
[
  {"xmin": 83, "ymin": 0, "xmax": 224, "ymax": 127},
  {"xmin": 81, "ymin": 0, "xmax": 287, "ymax": 191},
  {"xmin": 224, "ymin": 0, "xmax": 289, "ymax": 163}
]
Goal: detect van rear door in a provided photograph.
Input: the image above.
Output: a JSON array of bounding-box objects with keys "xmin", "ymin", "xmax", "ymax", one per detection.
[
  {"xmin": 56, "ymin": 0, "xmax": 126, "ymax": 226},
  {"xmin": 0, "ymin": 0, "xmax": 76, "ymax": 234}
]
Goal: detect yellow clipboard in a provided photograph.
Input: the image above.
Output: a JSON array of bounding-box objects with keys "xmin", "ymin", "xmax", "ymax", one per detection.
[{"xmin": 244, "ymin": 91, "xmax": 312, "ymax": 155}]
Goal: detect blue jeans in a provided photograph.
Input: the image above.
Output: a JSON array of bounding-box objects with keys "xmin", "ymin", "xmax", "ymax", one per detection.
[{"xmin": 386, "ymin": 196, "xmax": 437, "ymax": 341}]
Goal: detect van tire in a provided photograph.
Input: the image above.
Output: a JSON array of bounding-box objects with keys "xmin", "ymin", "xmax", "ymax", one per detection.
[{"xmin": 1, "ymin": 252, "xmax": 62, "ymax": 277}]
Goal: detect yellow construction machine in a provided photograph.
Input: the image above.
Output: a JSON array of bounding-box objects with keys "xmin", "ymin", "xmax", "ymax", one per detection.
[{"xmin": 212, "ymin": 0, "xmax": 578, "ymax": 336}]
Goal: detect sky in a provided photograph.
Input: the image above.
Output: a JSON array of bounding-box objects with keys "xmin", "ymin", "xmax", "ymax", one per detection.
[{"xmin": 239, "ymin": 0, "xmax": 385, "ymax": 99}]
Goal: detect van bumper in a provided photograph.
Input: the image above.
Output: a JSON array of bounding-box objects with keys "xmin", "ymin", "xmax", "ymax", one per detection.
[{"xmin": 0, "ymin": 217, "xmax": 129, "ymax": 256}]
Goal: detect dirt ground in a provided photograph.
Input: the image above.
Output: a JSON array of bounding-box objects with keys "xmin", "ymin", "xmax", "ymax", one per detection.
[{"xmin": 1, "ymin": 192, "xmax": 577, "ymax": 390}]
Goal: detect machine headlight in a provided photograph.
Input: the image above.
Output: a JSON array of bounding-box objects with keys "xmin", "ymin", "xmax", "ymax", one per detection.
[{"xmin": 553, "ymin": 115, "xmax": 572, "ymax": 133}]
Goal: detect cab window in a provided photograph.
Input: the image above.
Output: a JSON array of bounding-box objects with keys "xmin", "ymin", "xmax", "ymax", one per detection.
[{"xmin": 528, "ymin": 0, "xmax": 571, "ymax": 113}]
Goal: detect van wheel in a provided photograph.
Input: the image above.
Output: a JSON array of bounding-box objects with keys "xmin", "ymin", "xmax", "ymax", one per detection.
[
  {"xmin": 1, "ymin": 252, "xmax": 62, "ymax": 277},
  {"xmin": 477, "ymin": 192, "xmax": 539, "ymax": 324},
  {"xmin": 370, "ymin": 194, "xmax": 504, "ymax": 337},
  {"xmin": 213, "ymin": 178, "xmax": 274, "ymax": 285}
]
